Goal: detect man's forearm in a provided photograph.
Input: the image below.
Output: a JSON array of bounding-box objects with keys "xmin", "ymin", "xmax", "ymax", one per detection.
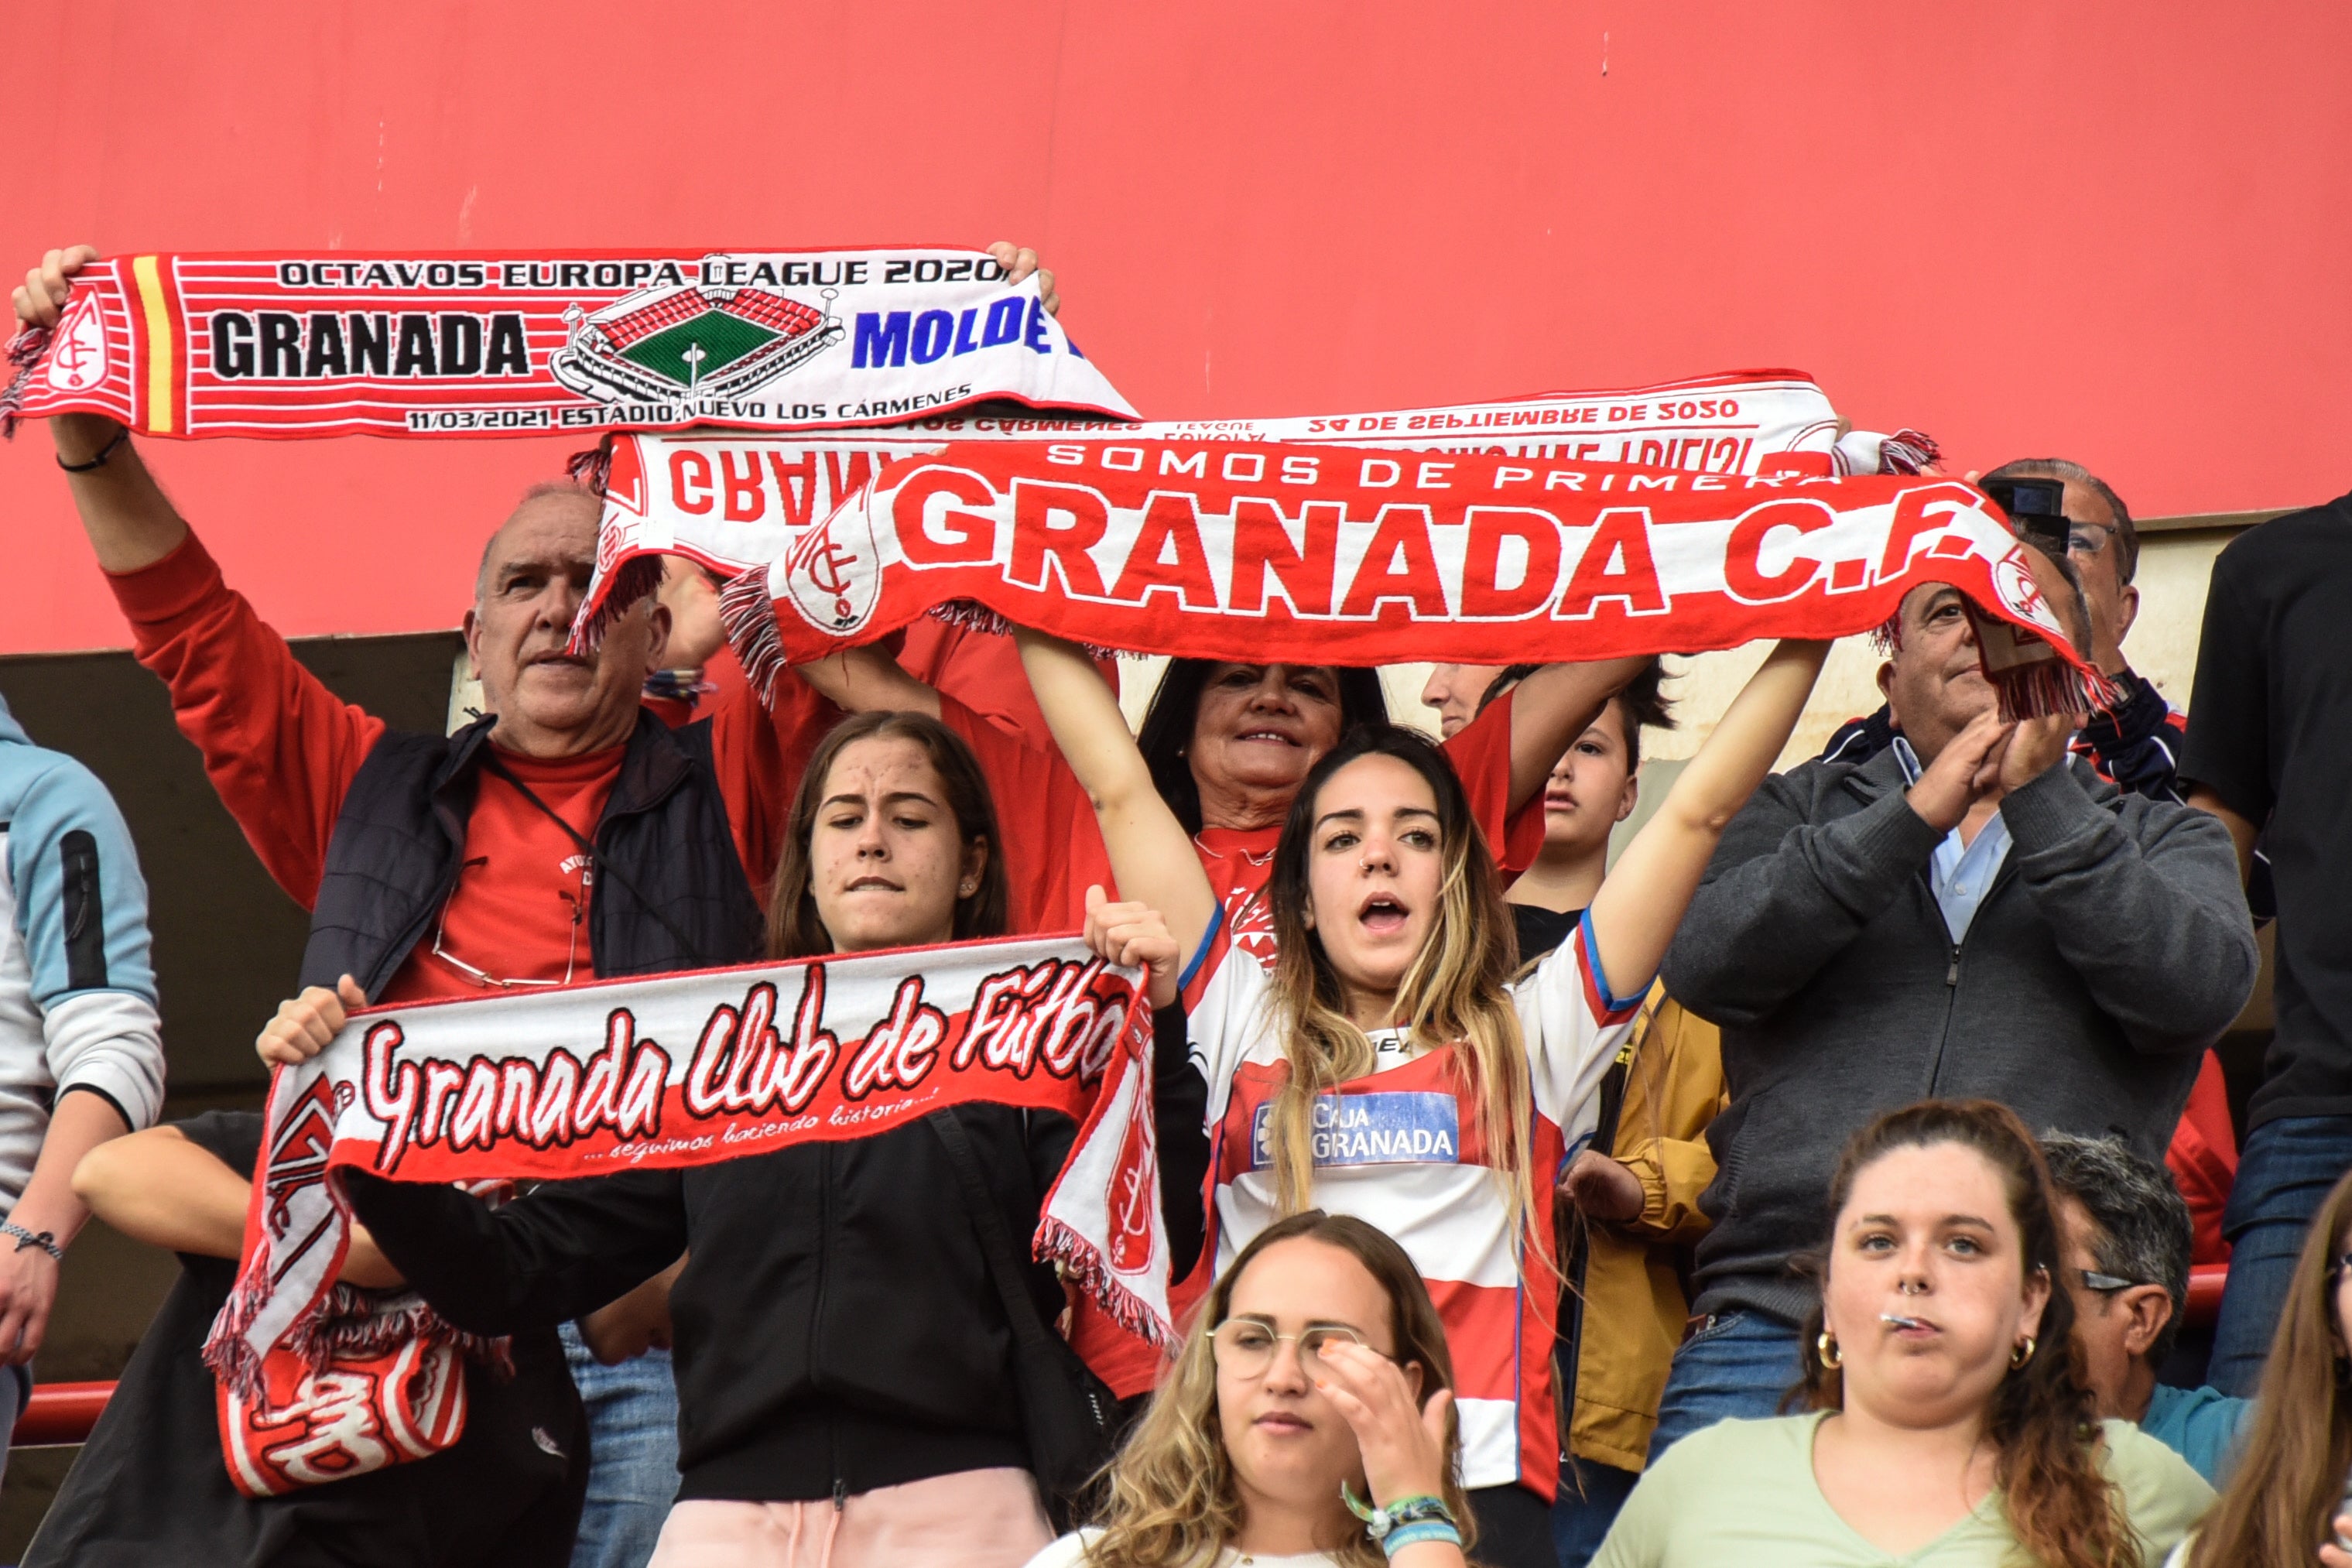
[{"xmin": 50, "ymin": 418, "xmax": 190, "ymax": 573}]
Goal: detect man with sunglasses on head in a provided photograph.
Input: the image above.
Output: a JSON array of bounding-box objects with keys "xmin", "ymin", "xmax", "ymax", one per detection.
[{"xmin": 2042, "ymin": 1131, "xmax": 2251, "ymax": 1488}]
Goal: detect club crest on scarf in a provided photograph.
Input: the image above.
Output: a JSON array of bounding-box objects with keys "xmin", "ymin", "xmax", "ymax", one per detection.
[{"xmin": 205, "ymin": 937, "xmax": 1174, "ymax": 1495}]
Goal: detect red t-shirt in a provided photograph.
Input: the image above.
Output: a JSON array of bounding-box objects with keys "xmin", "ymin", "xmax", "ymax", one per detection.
[
  {"xmin": 939, "ymin": 683, "xmax": 1539, "ymax": 952},
  {"xmin": 378, "ymin": 745, "xmax": 625, "ymax": 1003},
  {"xmin": 108, "ymin": 533, "xmax": 837, "ymax": 984}
]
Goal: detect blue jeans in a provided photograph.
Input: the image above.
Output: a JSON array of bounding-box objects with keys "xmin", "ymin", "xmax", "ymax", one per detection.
[
  {"xmin": 1645, "ymin": 1311, "xmax": 1806, "ymax": 1464},
  {"xmin": 1552, "ymin": 1454, "xmax": 1640, "ymax": 1568},
  {"xmin": 2210, "ymin": 1115, "xmax": 2352, "ymax": 1397},
  {"xmin": 561, "ymin": 1322, "xmax": 681, "ymax": 1568}
]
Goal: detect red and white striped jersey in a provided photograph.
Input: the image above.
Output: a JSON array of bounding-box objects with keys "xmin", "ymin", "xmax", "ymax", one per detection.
[{"xmin": 1188, "ymin": 911, "xmax": 1643, "ymax": 1497}]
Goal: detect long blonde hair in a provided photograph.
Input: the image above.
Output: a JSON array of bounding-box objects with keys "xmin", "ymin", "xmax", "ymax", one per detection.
[
  {"xmin": 1083, "ymin": 1210, "xmax": 1470, "ymax": 1568},
  {"xmin": 1259, "ymin": 726, "xmax": 1541, "ymax": 1258}
]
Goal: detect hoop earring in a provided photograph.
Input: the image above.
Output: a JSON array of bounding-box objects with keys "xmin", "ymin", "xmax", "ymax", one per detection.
[
  {"xmin": 2011, "ymin": 1336, "xmax": 2037, "ymax": 1370},
  {"xmin": 1816, "ymin": 1331, "xmax": 1841, "ymax": 1371}
]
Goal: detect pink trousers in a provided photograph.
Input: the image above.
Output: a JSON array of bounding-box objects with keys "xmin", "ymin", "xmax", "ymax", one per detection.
[{"xmin": 646, "ymin": 1467, "xmax": 1054, "ymax": 1568}]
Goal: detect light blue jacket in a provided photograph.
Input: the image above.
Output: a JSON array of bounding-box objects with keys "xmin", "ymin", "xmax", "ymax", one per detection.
[{"xmin": 0, "ymin": 692, "xmax": 163, "ymax": 1207}]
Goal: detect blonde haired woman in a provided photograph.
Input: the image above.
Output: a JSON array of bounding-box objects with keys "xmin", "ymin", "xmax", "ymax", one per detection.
[
  {"xmin": 1030, "ymin": 1210, "xmax": 1469, "ymax": 1568},
  {"xmin": 1023, "ymin": 632, "xmax": 1827, "ymax": 1568}
]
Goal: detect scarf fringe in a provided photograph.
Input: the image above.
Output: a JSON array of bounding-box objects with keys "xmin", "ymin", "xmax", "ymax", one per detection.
[
  {"xmin": 563, "ymin": 553, "xmax": 664, "ymax": 656},
  {"xmin": 0, "ymin": 327, "xmax": 52, "ymax": 439},
  {"xmin": 1994, "ymin": 659, "xmax": 2117, "ymax": 724},
  {"xmin": 924, "ymin": 598, "xmax": 1128, "ymax": 662},
  {"xmin": 721, "ymin": 567, "xmax": 789, "ymax": 702},
  {"xmin": 1876, "ymin": 428, "xmax": 1943, "ymax": 475},
  {"xmin": 567, "ymin": 435, "xmax": 615, "ymax": 496},
  {"xmin": 204, "ymin": 1277, "xmax": 512, "ymax": 1402},
  {"xmin": 1035, "ymin": 1214, "xmax": 1173, "ymax": 1351}
]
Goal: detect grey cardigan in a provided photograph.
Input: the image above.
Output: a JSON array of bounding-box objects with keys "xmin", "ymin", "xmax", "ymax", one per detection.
[{"xmin": 1659, "ymin": 746, "xmax": 2258, "ymax": 1326}]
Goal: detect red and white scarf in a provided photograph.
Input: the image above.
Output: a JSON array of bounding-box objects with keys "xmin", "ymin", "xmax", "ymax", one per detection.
[
  {"xmin": 204, "ymin": 936, "xmax": 1167, "ymax": 1495},
  {"xmin": 719, "ymin": 440, "xmax": 2104, "ymax": 718},
  {"xmin": 1, "ymin": 249, "xmax": 1132, "ymax": 437},
  {"xmin": 569, "ymin": 371, "xmax": 1847, "ymax": 636}
]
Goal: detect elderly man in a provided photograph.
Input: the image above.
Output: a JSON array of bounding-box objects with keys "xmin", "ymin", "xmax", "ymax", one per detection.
[
  {"xmin": 12, "ymin": 239, "xmax": 1050, "ymax": 1568},
  {"xmin": 1647, "ymin": 575, "xmax": 2258, "ymax": 1458},
  {"xmin": 2041, "ymin": 1131, "xmax": 2251, "ymax": 1486},
  {"xmin": 1823, "ymin": 457, "xmax": 2185, "ymax": 802}
]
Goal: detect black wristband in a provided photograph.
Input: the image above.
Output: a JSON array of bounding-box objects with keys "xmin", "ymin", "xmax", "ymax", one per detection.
[{"xmin": 56, "ymin": 425, "xmax": 129, "ymax": 473}]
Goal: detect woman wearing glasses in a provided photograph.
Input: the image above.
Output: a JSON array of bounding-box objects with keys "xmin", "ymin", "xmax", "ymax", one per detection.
[
  {"xmin": 1029, "ymin": 1210, "xmax": 1470, "ymax": 1568},
  {"xmin": 271, "ymin": 710, "xmax": 1203, "ymax": 1568},
  {"xmin": 2179, "ymin": 1164, "xmax": 2352, "ymax": 1566},
  {"xmin": 1019, "ymin": 628, "xmax": 1830, "ymax": 1568}
]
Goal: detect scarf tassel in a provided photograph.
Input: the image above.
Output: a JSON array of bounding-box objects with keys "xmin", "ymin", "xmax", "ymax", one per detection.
[
  {"xmin": 1034, "ymin": 1214, "xmax": 1173, "ymax": 1351},
  {"xmin": 0, "ymin": 327, "xmax": 53, "ymax": 439},
  {"xmin": 204, "ymin": 1276, "xmax": 512, "ymax": 1402}
]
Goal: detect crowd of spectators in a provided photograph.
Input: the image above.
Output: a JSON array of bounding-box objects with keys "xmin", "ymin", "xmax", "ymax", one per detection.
[{"xmin": 6, "ymin": 241, "xmax": 2352, "ymax": 1567}]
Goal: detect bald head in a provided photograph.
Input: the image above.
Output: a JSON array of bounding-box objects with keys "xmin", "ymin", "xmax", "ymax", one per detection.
[
  {"xmin": 477, "ymin": 482, "xmax": 601, "ymax": 604},
  {"xmin": 463, "ymin": 481, "xmax": 666, "ymax": 758}
]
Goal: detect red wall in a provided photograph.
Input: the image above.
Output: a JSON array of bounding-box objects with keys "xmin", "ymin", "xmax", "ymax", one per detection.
[{"xmin": 8, "ymin": 2, "xmax": 2347, "ymax": 652}]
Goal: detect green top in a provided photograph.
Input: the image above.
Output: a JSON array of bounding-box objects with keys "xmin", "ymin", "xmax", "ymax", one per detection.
[{"xmin": 1593, "ymin": 1411, "xmax": 2213, "ymax": 1567}]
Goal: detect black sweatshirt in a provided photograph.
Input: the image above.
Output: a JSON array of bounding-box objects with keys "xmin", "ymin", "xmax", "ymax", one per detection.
[{"xmin": 347, "ymin": 1001, "xmax": 1207, "ymax": 1505}]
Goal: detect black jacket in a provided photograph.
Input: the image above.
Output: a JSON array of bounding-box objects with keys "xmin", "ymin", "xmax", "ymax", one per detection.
[
  {"xmin": 301, "ymin": 710, "xmax": 764, "ymax": 994},
  {"xmin": 347, "ymin": 1004, "xmax": 1209, "ymax": 1505}
]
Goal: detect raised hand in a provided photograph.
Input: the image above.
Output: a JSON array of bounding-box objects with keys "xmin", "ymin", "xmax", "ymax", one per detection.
[
  {"xmin": 1083, "ymin": 885, "xmax": 1183, "ymax": 1008},
  {"xmin": 255, "ymin": 974, "xmax": 369, "ymax": 1067},
  {"xmin": 1310, "ymin": 1337, "xmax": 1454, "ymax": 1513},
  {"xmin": 985, "ymin": 241, "xmax": 1059, "ymax": 317},
  {"xmin": 1904, "ymin": 708, "xmax": 2011, "ymax": 833},
  {"xmin": 12, "ymin": 246, "xmax": 98, "ymax": 331}
]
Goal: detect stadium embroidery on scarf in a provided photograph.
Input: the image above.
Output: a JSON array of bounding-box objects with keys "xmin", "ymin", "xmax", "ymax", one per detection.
[
  {"xmin": 0, "ymin": 248, "xmax": 1133, "ymax": 437},
  {"xmin": 203, "ymin": 936, "xmax": 1169, "ymax": 1496},
  {"xmin": 713, "ymin": 441, "xmax": 2107, "ymax": 720}
]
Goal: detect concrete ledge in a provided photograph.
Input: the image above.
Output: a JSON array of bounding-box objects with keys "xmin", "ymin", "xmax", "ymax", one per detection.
[{"xmin": 2138, "ymin": 507, "xmax": 2296, "ymax": 535}]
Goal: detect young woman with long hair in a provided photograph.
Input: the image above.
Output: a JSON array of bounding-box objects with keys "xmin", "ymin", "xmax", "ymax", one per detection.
[
  {"xmin": 272, "ymin": 710, "xmax": 1197, "ymax": 1568},
  {"xmin": 793, "ymin": 643, "xmax": 1642, "ymax": 951},
  {"xmin": 1029, "ymin": 1210, "xmax": 1470, "ymax": 1568},
  {"xmin": 1020, "ymin": 628, "xmax": 1827, "ymax": 1568},
  {"xmin": 2186, "ymin": 1164, "xmax": 2352, "ymax": 1566},
  {"xmin": 1594, "ymin": 1099, "xmax": 2212, "ymax": 1568}
]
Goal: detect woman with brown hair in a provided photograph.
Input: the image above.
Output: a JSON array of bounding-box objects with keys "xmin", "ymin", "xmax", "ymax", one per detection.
[
  {"xmin": 1593, "ymin": 1099, "xmax": 2212, "ymax": 1567},
  {"xmin": 293, "ymin": 709, "xmax": 1200, "ymax": 1568},
  {"xmin": 1028, "ymin": 1210, "xmax": 1470, "ymax": 1568},
  {"xmin": 2183, "ymin": 1164, "xmax": 2352, "ymax": 1566}
]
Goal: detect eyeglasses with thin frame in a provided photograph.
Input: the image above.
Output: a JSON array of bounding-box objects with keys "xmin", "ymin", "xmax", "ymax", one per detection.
[
  {"xmin": 2065, "ymin": 521, "xmax": 2121, "ymax": 560},
  {"xmin": 431, "ymin": 860, "xmax": 583, "ymax": 989},
  {"xmin": 1210, "ymin": 1320, "xmax": 1383, "ymax": 1378}
]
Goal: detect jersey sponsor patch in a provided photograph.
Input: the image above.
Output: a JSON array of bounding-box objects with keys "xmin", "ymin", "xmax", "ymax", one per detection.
[{"xmin": 1251, "ymin": 1091, "xmax": 1461, "ymax": 1170}]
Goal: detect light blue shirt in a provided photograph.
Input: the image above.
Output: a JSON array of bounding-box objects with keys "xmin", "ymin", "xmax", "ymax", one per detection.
[
  {"xmin": 2141, "ymin": 1381, "xmax": 2254, "ymax": 1488},
  {"xmin": 1892, "ymin": 735, "xmax": 2013, "ymax": 944}
]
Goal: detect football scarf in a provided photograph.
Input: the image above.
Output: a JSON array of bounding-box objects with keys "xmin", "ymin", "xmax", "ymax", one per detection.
[
  {"xmin": 723, "ymin": 441, "xmax": 2106, "ymax": 720},
  {"xmin": 203, "ymin": 935, "xmax": 1169, "ymax": 1496},
  {"xmin": 568, "ymin": 371, "xmax": 1847, "ymax": 637},
  {"xmin": 0, "ymin": 248, "xmax": 1133, "ymax": 437}
]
